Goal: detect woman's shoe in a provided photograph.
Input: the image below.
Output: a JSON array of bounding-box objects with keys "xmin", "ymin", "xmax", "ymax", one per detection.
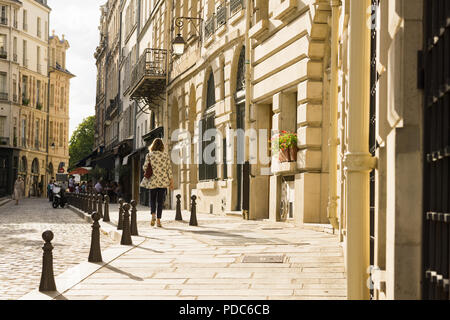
[
  {"xmin": 157, "ymin": 219, "xmax": 162, "ymax": 228},
  {"xmin": 151, "ymin": 215, "xmax": 156, "ymax": 226}
]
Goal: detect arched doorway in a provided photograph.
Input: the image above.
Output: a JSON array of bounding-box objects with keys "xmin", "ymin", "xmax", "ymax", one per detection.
[{"xmin": 31, "ymin": 158, "xmax": 39, "ymax": 197}]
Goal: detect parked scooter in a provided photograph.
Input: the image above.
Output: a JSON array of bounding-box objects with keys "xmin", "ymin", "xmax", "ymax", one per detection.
[{"xmin": 52, "ymin": 184, "xmax": 67, "ymax": 209}]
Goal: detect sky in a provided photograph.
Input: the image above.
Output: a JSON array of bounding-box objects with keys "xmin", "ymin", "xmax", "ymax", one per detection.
[{"xmin": 47, "ymin": 0, "xmax": 105, "ymax": 138}]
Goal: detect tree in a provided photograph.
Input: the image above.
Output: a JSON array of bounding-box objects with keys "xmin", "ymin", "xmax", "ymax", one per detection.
[{"xmin": 69, "ymin": 116, "xmax": 95, "ymax": 170}]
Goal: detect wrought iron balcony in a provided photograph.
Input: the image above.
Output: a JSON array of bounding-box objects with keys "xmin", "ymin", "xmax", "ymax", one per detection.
[
  {"xmin": 106, "ymin": 95, "xmax": 119, "ymax": 121},
  {"xmin": 216, "ymin": 3, "xmax": 227, "ymax": 29},
  {"xmin": 129, "ymin": 48, "xmax": 167, "ymax": 102},
  {"xmin": 204, "ymin": 16, "xmax": 215, "ymax": 39},
  {"xmin": 0, "ymin": 92, "xmax": 8, "ymax": 101},
  {"xmin": 0, "ymin": 137, "xmax": 9, "ymax": 146},
  {"xmin": 230, "ymin": 0, "xmax": 244, "ymax": 17},
  {"xmin": 0, "ymin": 48, "xmax": 6, "ymax": 59},
  {"xmin": 13, "ymin": 53, "xmax": 17, "ymax": 62},
  {"xmin": 0, "ymin": 17, "xmax": 7, "ymax": 26}
]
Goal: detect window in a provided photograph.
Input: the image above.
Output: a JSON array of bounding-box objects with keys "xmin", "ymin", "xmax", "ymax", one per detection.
[
  {"xmin": 49, "ymin": 84, "xmax": 54, "ymax": 108},
  {"xmin": 23, "ymin": 10, "xmax": 27, "ymax": 31},
  {"xmin": 12, "ymin": 79, "xmax": 17, "ymax": 102},
  {"xmin": 60, "ymin": 87, "xmax": 64, "ymax": 110},
  {"xmin": 206, "ymin": 71, "xmax": 216, "ymax": 109},
  {"xmin": 23, "ymin": 40, "xmax": 27, "ymax": 67},
  {"xmin": 13, "ymin": 37, "xmax": 17, "ymax": 62},
  {"xmin": 36, "ymin": 80, "xmax": 41, "ymax": 106},
  {"xmin": 37, "ymin": 17, "xmax": 41, "ymax": 37},
  {"xmin": 0, "ymin": 34, "xmax": 6, "ymax": 59},
  {"xmin": 13, "ymin": 9, "xmax": 17, "ymax": 28},
  {"xmin": 0, "ymin": 116, "xmax": 5, "ymax": 137},
  {"xmin": 0, "ymin": 72, "xmax": 7, "ymax": 96},
  {"xmin": 49, "ymin": 121, "xmax": 53, "ymax": 144},
  {"xmin": 37, "ymin": 46, "xmax": 40, "ymax": 73},
  {"xmin": 1, "ymin": 6, "xmax": 7, "ymax": 25},
  {"xmin": 35, "ymin": 120, "xmax": 39, "ymax": 148},
  {"xmin": 21, "ymin": 119, "xmax": 26, "ymax": 147},
  {"xmin": 59, "ymin": 123, "xmax": 63, "ymax": 147},
  {"xmin": 22, "ymin": 75, "xmax": 28, "ymax": 101}
]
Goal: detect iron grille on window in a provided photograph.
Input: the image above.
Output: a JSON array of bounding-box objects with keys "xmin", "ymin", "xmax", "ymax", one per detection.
[
  {"xmin": 0, "ymin": 17, "xmax": 7, "ymax": 26},
  {"xmin": 204, "ymin": 15, "xmax": 215, "ymax": 39},
  {"xmin": 230, "ymin": 0, "xmax": 244, "ymax": 17},
  {"xmin": 216, "ymin": 3, "xmax": 227, "ymax": 29}
]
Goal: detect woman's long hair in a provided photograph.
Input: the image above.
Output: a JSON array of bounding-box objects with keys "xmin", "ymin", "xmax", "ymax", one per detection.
[{"xmin": 150, "ymin": 138, "xmax": 164, "ymax": 152}]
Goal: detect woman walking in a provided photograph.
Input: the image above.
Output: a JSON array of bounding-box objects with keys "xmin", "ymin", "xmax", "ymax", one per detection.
[
  {"xmin": 140, "ymin": 138, "xmax": 173, "ymax": 228},
  {"xmin": 13, "ymin": 176, "xmax": 25, "ymax": 205}
]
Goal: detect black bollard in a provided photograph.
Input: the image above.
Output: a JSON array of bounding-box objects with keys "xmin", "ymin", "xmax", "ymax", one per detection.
[
  {"xmin": 88, "ymin": 211, "xmax": 102, "ymax": 263},
  {"xmin": 189, "ymin": 195, "xmax": 198, "ymax": 226},
  {"xmin": 120, "ymin": 203, "xmax": 133, "ymax": 245},
  {"xmin": 97, "ymin": 194, "xmax": 103, "ymax": 219},
  {"xmin": 103, "ymin": 195, "xmax": 110, "ymax": 222},
  {"xmin": 39, "ymin": 231, "xmax": 57, "ymax": 292},
  {"xmin": 130, "ymin": 200, "xmax": 138, "ymax": 236},
  {"xmin": 92, "ymin": 193, "xmax": 98, "ymax": 216},
  {"xmin": 83, "ymin": 193, "xmax": 88, "ymax": 213},
  {"xmin": 88, "ymin": 193, "xmax": 94, "ymax": 215},
  {"xmin": 117, "ymin": 198, "xmax": 124, "ymax": 230},
  {"xmin": 175, "ymin": 194, "xmax": 183, "ymax": 221}
]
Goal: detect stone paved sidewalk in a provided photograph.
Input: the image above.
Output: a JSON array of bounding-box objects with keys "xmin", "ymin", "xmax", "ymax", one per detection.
[
  {"xmin": 50, "ymin": 205, "xmax": 347, "ymax": 300},
  {"xmin": 0, "ymin": 198, "xmax": 116, "ymax": 300}
]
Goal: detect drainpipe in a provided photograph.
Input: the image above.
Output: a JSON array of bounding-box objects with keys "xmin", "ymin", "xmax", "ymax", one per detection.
[
  {"xmin": 243, "ymin": 0, "xmax": 252, "ymax": 220},
  {"xmin": 327, "ymin": 0, "xmax": 341, "ymax": 230},
  {"xmin": 345, "ymin": 0, "xmax": 376, "ymax": 300}
]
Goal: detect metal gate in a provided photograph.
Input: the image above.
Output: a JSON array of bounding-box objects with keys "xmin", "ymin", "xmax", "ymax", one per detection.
[{"xmin": 422, "ymin": 0, "xmax": 450, "ymax": 300}]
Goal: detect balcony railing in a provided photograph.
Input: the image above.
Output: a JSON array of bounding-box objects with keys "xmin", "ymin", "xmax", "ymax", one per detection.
[
  {"xmin": 216, "ymin": 3, "xmax": 227, "ymax": 29},
  {"xmin": 13, "ymin": 53, "xmax": 17, "ymax": 62},
  {"xmin": 13, "ymin": 94, "xmax": 17, "ymax": 103},
  {"xmin": 204, "ymin": 16, "xmax": 215, "ymax": 39},
  {"xmin": 0, "ymin": 17, "xmax": 7, "ymax": 26},
  {"xmin": 0, "ymin": 48, "xmax": 6, "ymax": 59},
  {"xmin": 0, "ymin": 137, "xmax": 9, "ymax": 146},
  {"xmin": 130, "ymin": 48, "xmax": 167, "ymax": 99},
  {"xmin": 230, "ymin": 0, "xmax": 244, "ymax": 17},
  {"xmin": 13, "ymin": 20, "xmax": 17, "ymax": 29},
  {"xmin": 0, "ymin": 92, "xmax": 8, "ymax": 101}
]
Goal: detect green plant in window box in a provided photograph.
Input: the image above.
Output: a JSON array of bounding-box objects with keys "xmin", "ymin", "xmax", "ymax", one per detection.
[
  {"xmin": 22, "ymin": 98, "xmax": 29, "ymax": 106},
  {"xmin": 270, "ymin": 131, "xmax": 298, "ymax": 163},
  {"xmin": 36, "ymin": 102, "xmax": 42, "ymax": 110}
]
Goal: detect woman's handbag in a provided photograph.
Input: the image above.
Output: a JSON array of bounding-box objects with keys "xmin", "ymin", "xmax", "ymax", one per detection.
[{"xmin": 144, "ymin": 159, "xmax": 153, "ymax": 179}]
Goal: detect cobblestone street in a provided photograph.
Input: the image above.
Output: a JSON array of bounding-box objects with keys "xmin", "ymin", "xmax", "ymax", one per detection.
[{"xmin": 0, "ymin": 198, "xmax": 116, "ymax": 300}]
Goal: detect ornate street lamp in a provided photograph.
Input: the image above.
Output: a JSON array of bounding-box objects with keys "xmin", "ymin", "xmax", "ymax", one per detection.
[{"xmin": 172, "ymin": 17, "xmax": 203, "ymax": 56}]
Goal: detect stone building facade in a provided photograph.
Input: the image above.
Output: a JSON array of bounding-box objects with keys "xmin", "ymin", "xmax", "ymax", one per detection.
[
  {"xmin": 91, "ymin": 0, "xmax": 449, "ymax": 300},
  {"xmin": 0, "ymin": 0, "xmax": 72, "ymax": 198}
]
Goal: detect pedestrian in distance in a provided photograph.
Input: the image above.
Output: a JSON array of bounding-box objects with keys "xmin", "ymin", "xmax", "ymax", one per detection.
[
  {"xmin": 94, "ymin": 179, "xmax": 103, "ymax": 194},
  {"xmin": 13, "ymin": 176, "xmax": 25, "ymax": 205},
  {"xmin": 47, "ymin": 179, "xmax": 54, "ymax": 202},
  {"xmin": 140, "ymin": 138, "xmax": 173, "ymax": 228}
]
